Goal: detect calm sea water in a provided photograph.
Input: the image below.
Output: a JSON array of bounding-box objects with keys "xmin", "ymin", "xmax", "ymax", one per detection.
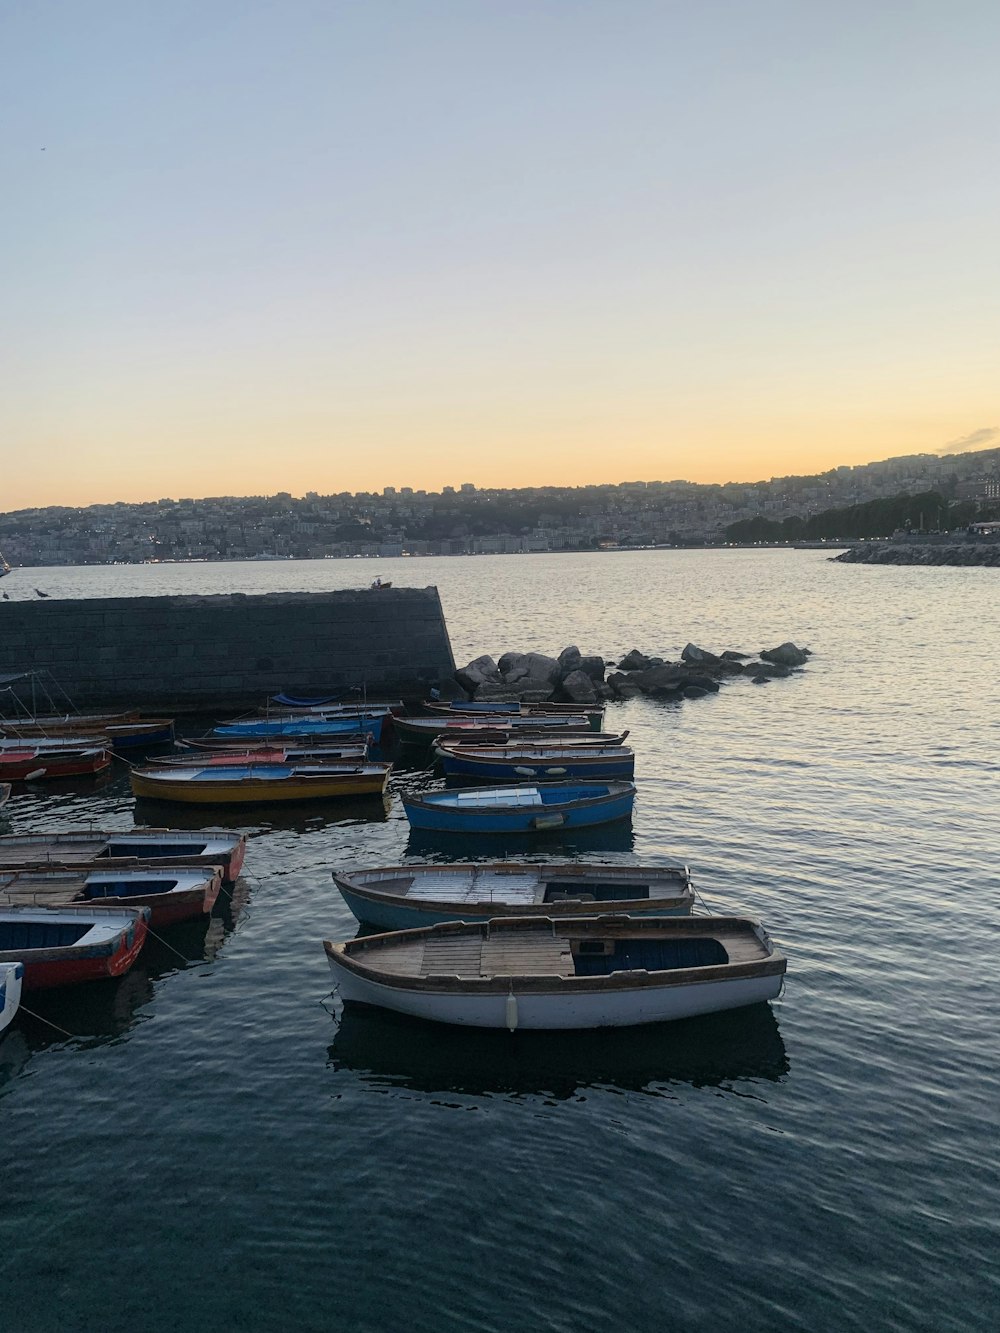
[{"xmin": 1, "ymin": 551, "xmax": 998, "ymax": 1333}]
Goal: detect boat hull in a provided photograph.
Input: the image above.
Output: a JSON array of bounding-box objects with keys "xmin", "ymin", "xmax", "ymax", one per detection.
[
  {"xmin": 0, "ymin": 830, "xmax": 247, "ymax": 886},
  {"xmin": 130, "ymin": 770, "xmax": 390, "ymax": 805},
  {"xmin": 327, "ymin": 955, "xmax": 782, "ymax": 1029},
  {"xmin": 0, "ymin": 911, "xmax": 150, "ymax": 992},
  {"xmin": 212, "ymin": 716, "xmax": 385, "ymax": 742},
  {"xmin": 0, "ymin": 962, "xmax": 22, "ymax": 1033},
  {"xmin": 105, "ymin": 721, "xmax": 176, "ymax": 749},
  {"xmin": 401, "ymin": 788, "xmax": 635, "ymax": 833},
  {"xmin": 0, "ymin": 750, "xmax": 112, "ymax": 781}
]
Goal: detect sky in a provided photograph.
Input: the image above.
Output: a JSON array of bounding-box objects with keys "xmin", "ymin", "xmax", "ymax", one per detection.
[{"xmin": 1, "ymin": 1, "xmax": 998, "ymax": 509}]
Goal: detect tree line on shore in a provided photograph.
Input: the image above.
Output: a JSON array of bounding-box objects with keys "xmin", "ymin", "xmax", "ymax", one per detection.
[{"xmin": 724, "ymin": 490, "xmax": 997, "ymax": 544}]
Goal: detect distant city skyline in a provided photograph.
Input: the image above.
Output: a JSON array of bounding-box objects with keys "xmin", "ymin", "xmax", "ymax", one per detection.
[{"xmin": 3, "ymin": 3, "xmax": 998, "ymax": 510}]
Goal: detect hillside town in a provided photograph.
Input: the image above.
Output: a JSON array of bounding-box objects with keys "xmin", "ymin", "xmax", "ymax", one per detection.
[{"xmin": 2, "ymin": 446, "xmax": 998, "ymax": 567}]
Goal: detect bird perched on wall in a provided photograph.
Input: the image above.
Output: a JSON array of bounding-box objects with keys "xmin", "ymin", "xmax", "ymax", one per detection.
[
  {"xmin": 1, "ymin": 592, "xmax": 8, "ymax": 600},
  {"xmin": 35, "ymin": 589, "xmax": 49, "ymax": 598}
]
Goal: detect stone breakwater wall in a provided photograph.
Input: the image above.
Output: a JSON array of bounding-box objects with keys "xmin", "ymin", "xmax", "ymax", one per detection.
[
  {"xmin": 834, "ymin": 543, "xmax": 1000, "ymax": 567},
  {"xmin": 0, "ymin": 588, "xmax": 455, "ymax": 709},
  {"xmin": 452, "ymin": 641, "xmax": 811, "ymax": 706}
]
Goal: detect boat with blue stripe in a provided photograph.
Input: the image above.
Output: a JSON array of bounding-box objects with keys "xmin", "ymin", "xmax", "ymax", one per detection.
[
  {"xmin": 211, "ymin": 714, "xmax": 387, "ymax": 742},
  {"xmin": 131, "ymin": 761, "xmax": 392, "ymax": 805},
  {"xmin": 401, "ymin": 781, "xmax": 636, "ymax": 834},
  {"xmin": 440, "ymin": 744, "xmax": 634, "ymax": 782},
  {"xmin": 333, "ymin": 861, "xmax": 693, "ymax": 931}
]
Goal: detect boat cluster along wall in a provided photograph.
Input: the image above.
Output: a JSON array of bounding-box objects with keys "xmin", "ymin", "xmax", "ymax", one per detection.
[{"xmin": 0, "ymin": 589, "xmax": 456, "ymax": 710}]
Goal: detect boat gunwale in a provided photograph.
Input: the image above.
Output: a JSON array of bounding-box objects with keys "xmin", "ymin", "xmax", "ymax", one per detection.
[{"xmin": 324, "ymin": 915, "xmax": 785, "ymax": 994}]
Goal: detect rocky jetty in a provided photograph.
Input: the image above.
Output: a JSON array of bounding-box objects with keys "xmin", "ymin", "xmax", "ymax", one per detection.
[
  {"xmin": 834, "ymin": 543, "xmax": 1000, "ymax": 567},
  {"xmin": 449, "ymin": 641, "xmax": 811, "ymax": 703}
]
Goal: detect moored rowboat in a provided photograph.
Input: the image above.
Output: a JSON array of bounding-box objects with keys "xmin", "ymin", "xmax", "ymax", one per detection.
[
  {"xmin": 324, "ymin": 915, "xmax": 786, "ymax": 1029},
  {"xmin": 152, "ymin": 743, "xmax": 370, "ymax": 767},
  {"xmin": 439, "ymin": 744, "xmax": 634, "ymax": 781},
  {"xmin": 0, "ymin": 905, "xmax": 150, "ymax": 991},
  {"xmin": 434, "ymin": 730, "xmax": 630, "ymax": 753},
  {"xmin": 0, "ymin": 866, "xmax": 223, "ymax": 927},
  {"xmin": 0, "ymin": 746, "xmax": 112, "ymax": 781},
  {"xmin": 401, "ymin": 781, "xmax": 636, "ymax": 833},
  {"xmin": 0, "ymin": 829, "xmax": 247, "ymax": 884},
  {"xmin": 131, "ymin": 762, "xmax": 392, "ymax": 805},
  {"xmin": 333, "ymin": 862, "xmax": 694, "ymax": 930},
  {"xmin": 212, "ymin": 715, "xmax": 387, "ymax": 742},
  {"xmin": 395, "ymin": 715, "xmax": 600, "ymax": 743}
]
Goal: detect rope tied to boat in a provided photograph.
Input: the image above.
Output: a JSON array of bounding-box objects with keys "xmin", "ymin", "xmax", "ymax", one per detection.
[{"xmin": 16, "ymin": 1002, "xmax": 73, "ymax": 1039}]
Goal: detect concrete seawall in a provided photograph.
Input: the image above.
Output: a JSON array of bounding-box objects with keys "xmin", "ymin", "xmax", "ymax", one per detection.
[{"xmin": 0, "ymin": 587, "xmax": 455, "ymax": 709}]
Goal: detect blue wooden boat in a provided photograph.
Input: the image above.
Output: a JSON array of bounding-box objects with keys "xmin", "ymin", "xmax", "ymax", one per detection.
[
  {"xmin": 401, "ymin": 781, "xmax": 636, "ymax": 833},
  {"xmin": 212, "ymin": 714, "xmax": 386, "ymax": 742},
  {"xmin": 333, "ymin": 861, "xmax": 694, "ymax": 930},
  {"xmin": 440, "ymin": 744, "xmax": 634, "ymax": 782}
]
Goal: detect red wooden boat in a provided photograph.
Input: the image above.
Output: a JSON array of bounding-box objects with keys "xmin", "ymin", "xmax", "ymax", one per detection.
[
  {"xmin": 0, "ymin": 746, "xmax": 113, "ymax": 781},
  {"xmin": 0, "ymin": 866, "xmax": 223, "ymax": 928},
  {"xmin": 0, "ymin": 904, "xmax": 150, "ymax": 990}
]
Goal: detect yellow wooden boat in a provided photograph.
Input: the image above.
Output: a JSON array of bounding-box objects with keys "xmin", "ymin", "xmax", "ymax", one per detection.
[{"xmin": 130, "ymin": 761, "xmax": 391, "ymax": 805}]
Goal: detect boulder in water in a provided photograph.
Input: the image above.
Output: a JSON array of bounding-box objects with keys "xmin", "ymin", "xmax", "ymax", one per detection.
[
  {"xmin": 455, "ymin": 654, "xmax": 501, "ymax": 695},
  {"xmin": 760, "ymin": 642, "xmax": 810, "ymax": 667},
  {"xmin": 560, "ymin": 669, "xmax": 598, "ymax": 705}
]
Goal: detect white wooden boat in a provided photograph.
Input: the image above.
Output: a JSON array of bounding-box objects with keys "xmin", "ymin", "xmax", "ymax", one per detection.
[
  {"xmin": 333, "ymin": 862, "xmax": 694, "ymax": 930},
  {"xmin": 324, "ymin": 915, "xmax": 786, "ymax": 1030},
  {"xmin": 0, "ymin": 961, "xmax": 22, "ymax": 1034}
]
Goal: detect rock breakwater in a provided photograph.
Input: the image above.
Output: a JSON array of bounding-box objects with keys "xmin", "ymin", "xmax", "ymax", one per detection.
[
  {"xmin": 834, "ymin": 543, "xmax": 1000, "ymax": 567},
  {"xmin": 449, "ymin": 641, "xmax": 811, "ymax": 705}
]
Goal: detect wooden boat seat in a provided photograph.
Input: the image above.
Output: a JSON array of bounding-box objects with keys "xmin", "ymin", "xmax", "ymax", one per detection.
[
  {"xmin": 452, "ymin": 789, "xmax": 542, "ymax": 807},
  {"xmin": 417, "ymin": 931, "xmax": 575, "ymax": 979}
]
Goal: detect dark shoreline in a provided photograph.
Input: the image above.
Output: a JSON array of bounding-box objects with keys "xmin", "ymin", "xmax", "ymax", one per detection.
[{"xmin": 834, "ymin": 542, "xmax": 1000, "ymax": 567}]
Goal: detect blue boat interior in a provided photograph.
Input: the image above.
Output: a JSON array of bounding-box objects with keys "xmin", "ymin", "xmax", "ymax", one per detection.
[
  {"xmin": 543, "ymin": 881, "xmax": 651, "ymax": 903},
  {"xmin": 82, "ymin": 879, "xmax": 179, "ymax": 899},
  {"xmin": 441, "ymin": 785, "xmax": 613, "ymax": 807},
  {"xmin": 541, "ymin": 785, "xmax": 610, "ymax": 803},
  {"xmin": 572, "ymin": 937, "xmax": 729, "ymax": 976},
  {"xmin": 0, "ymin": 921, "xmax": 91, "ymax": 950},
  {"xmin": 103, "ymin": 841, "xmax": 209, "ymax": 859}
]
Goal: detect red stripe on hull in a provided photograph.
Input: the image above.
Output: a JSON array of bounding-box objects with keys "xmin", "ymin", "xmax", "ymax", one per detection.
[
  {"xmin": 21, "ymin": 917, "xmax": 149, "ymax": 991},
  {"xmin": 226, "ymin": 841, "xmax": 247, "ymax": 884},
  {"xmin": 0, "ymin": 755, "xmax": 112, "ymax": 780}
]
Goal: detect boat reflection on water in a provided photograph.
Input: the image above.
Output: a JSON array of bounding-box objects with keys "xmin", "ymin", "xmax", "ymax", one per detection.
[
  {"xmin": 133, "ymin": 792, "xmax": 390, "ymax": 834},
  {"xmin": 0, "ymin": 877, "xmax": 250, "ymax": 1086},
  {"xmin": 403, "ymin": 819, "xmax": 635, "ymax": 860},
  {"xmin": 8, "ymin": 766, "xmax": 119, "ymax": 802},
  {"xmin": 327, "ymin": 1000, "xmax": 788, "ymax": 1100}
]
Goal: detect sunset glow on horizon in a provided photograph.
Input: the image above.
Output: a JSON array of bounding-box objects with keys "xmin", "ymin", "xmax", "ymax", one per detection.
[{"xmin": 2, "ymin": 2, "xmax": 998, "ymax": 512}]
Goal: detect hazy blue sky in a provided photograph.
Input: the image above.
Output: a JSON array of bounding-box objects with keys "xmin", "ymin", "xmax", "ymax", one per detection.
[{"xmin": 2, "ymin": 1, "xmax": 998, "ymax": 506}]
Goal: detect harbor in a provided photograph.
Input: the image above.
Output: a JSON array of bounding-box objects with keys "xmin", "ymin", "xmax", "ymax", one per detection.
[{"xmin": 0, "ymin": 549, "xmax": 995, "ymax": 1332}]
